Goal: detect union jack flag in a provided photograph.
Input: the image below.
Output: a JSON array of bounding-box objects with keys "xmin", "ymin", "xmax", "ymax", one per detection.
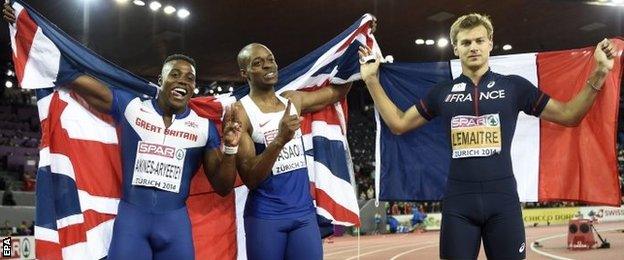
[{"xmin": 8, "ymin": 0, "xmax": 375, "ymax": 258}]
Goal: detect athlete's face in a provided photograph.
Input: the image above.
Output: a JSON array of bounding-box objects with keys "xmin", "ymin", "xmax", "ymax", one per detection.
[
  {"xmin": 240, "ymin": 45, "xmax": 278, "ymax": 90},
  {"xmin": 158, "ymin": 60, "xmax": 196, "ymax": 113},
  {"xmin": 453, "ymin": 25, "xmax": 493, "ymax": 71}
]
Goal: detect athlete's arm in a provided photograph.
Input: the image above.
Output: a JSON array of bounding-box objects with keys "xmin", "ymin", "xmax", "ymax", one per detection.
[
  {"xmin": 235, "ymin": 100, "xmax": 301, "ymax": 190},
  {"xmin": 203, "ymin": 149, "xmax": 236, "ymax": 196},
  {"xmin": 358, "ymin": 46, "xmax": 428, "ymax": 135},
  {"xmin": 203, "ymin": 107, "xmax": 240, "ymax": 196},
  {"xmin": 68, "ymin": 75, "xmax": 114, "ymax": 113},
  {"xmin": 540, "ymin": 39, "xmax": 617, "ymax": 126},
  {"xmin": 3, "ymin": 3, "xmax": 113, "ymax": 113},
  {"xmin": 281, "ymin": 82, "xmax": 352, "ymax": 114}
]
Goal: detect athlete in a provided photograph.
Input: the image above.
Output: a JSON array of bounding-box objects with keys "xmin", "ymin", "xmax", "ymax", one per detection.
[
  {"xmin": 85, "ymin": 55, "xmax": 240, "ymax": 259},
  {"xmin": 359, "ymin": 13, "xmax": 617, "ymax": 259},
  {"xmin": 83, "ymin": 55, "xmax": 239, "ymax": 259},
  {"xmin": 102, "ymin": 55, "xmax": 240, "ymax": 259},
  {"xmin": 234, "ymin": 43, "xmax": 351, "ymax": 260}
]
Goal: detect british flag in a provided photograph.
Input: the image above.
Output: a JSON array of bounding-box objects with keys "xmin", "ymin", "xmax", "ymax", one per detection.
[{"xmin": 8, "ymin": 0, "xmax": 374, "ymax": 258}]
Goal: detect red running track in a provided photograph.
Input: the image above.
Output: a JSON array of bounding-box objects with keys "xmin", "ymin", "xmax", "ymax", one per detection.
[{"xmin": 323, "ymin": 221, "xmax": 624, "ymax": 259}]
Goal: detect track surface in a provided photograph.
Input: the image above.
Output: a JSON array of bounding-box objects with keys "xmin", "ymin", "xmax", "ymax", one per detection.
[{"xmin": 323, "ymin": 221, "xmax": 624, "ymax": 259}]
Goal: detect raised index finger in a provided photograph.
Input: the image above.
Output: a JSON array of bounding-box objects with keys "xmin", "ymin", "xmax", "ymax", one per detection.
[
  {"xmin": 223, "ymin": 105, "xmax": 233, "ymax": 123},
  {"xmin": 283, "ymin": 99, "xmax": 292, "ymax": 117},
  {"xmin": 230, "ymin": 104, "xmax": 240, "ymax": 121}
]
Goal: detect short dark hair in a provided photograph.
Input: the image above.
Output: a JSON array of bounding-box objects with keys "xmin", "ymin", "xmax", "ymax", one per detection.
[
  {"xmin": 163, "ymin": 54, "xmax": 196, "ymax": 68},
  {"xmin": 450, "ymin": 13, "xmax": 493, "ymax": 47}
]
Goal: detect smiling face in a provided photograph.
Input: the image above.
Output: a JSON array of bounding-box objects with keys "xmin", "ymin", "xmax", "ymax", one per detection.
[
  {"xmin": 453, "ymin": 25, "xmax": 493, "ymax": 72},
  {"xmin": 157, "ymin": 59, "xmax": 196, "ymax": 114},
  {"xmin": 238, "ymin": 44, "xmax": 278, "ymax": 91}
]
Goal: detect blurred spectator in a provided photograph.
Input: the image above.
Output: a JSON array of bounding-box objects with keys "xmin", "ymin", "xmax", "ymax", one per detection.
[
  {"xmin": 1, "ymin": 220, "xmax": 13, "ymax": 236},
  {"xmin": 22, "ymin": 170, "xmax": 36, "ymax": 191},
  {"xmin": 411, "ymin": 205, "xmax": 427, "ymax": 232},
  {"xmin": 17, "ymin": 221, "xmax": 30, "ymax": 236},
  {"xmin": 390, "ymin": 202, "xmax": 400, "ymax": 215},
  {"xmin": 403, "ymin": 202, "xmax": 412, "ymax": 215},
  {"xmin": 28, "ymin": 221, "xmax": 34, "ymax": 235},
  {"xmin": 0, "ymin": 176, "xmax": 6, "ymax": 190},
  {"xmin": 366, "ymin": 186, "xmax": 374, "ymax": 200},
  {"xmin": 372, "ymin": 212, "xmax": 382, "ymax": 235},
  {"xmin": 423, "ymin": 202, "xmax": 430, "ymax": 212},
  {"xmin": 387, "ymin": 216, "xmax": 399, "ymax": 233},
  {"xmin": 432, "ymin": 202, "xmax": 441, "ymax": 213},
  {"xmin": 2, "ymin": 184, "xmax": 16, "ymax": 206}
]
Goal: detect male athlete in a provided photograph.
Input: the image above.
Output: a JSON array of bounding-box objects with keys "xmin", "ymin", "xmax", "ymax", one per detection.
[
  {"xmin": 98, "ymin": 54, "xmax": 240, "ymax": 259},
  {"xmin": 74, "ymin": 54, "xmax": 240, "ymax": 259},
  {"xmin": 359, "ymin": 13, "xmax": 617, "ymax": 259},
  {"xmin": 234, "ymin": 43, "xmax": 351, "ymax": 260}
]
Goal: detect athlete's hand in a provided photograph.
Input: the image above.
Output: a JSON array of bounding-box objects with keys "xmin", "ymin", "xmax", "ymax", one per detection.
[
  {"xmin": 358, "ymin": 45, "xmax": 381, "ymax": 84},
  {"xmin": 222, "ymin": 105, "xmax": 242, "ymax": 147},
  {"xmin": 594, "ymin": 38, "xmax": 617, "ymax": 73},
  {"xmin": 3, "ymin": 2, "xmax": 15, "ymax": 24},
  {"xmin": 369, "ymin": 17, "xmax": 378, "ymax": 34},
  {"xmin": 275, "ymin": 99, "xmax": 301, "ymax": 146}
]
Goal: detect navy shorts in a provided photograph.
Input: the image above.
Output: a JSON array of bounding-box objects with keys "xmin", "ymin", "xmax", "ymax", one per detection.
[
  {"xmin": 440, "ymin": 177, "xmax": 526, "ymax": 259},
  {"xmin": 107, "ymin": 201, "xmax": 194, "ymax": 260},
  {"xmin": 244, "ymin": 212, "xmax": 322, "ymax": 260}
]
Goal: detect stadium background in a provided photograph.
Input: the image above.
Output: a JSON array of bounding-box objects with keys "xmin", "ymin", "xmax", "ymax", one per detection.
[{"xmin": 0, "ymin": 0, "xmax": 623, "ymax": 259}]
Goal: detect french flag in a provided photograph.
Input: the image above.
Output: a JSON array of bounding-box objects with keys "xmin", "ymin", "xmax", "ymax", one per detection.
[
  {"xmin": 8, "ymin": 0, "xmax": 366, "ymax": 258},
  {"xmin": 375, "ymin": 40, "xmax": 624, "ymax": 206}
]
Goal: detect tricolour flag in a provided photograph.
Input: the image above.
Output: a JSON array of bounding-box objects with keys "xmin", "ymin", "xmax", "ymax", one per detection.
[
  {"xmin": 8, "ymin": 0, "xmax": 367, "ymax": 258},
  {"xmin": 376, "ymin": 39, "xmax": 623, "ymax": 206}
]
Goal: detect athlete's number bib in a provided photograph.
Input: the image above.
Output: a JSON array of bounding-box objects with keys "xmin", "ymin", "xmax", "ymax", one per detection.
[
  {"xmin": 450, "ymin": 113, "xmax": 501, "ymax": 159},
  {"xmin": 132, "ymin": 141, "xmax": 186, "ymax": 193},
  {"xmin": 264, "ymin": 130, "xmax": 306, "ymax": 175}
]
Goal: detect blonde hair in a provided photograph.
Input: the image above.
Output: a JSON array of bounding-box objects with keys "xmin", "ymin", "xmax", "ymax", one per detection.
[{"xmin": 450, "ymin": 13, "xmax": 493, "ymax": 46}]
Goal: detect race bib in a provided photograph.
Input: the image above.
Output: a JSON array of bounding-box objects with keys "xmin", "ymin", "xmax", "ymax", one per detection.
[
  {"xmin": 450, "ymin": 113, "xmax": 501, "ymax": 159},
  {"xmin": 264, "ymin": 130, "xmax": 306, "ymax": 175},
  {"xmin": 132, "ymin": 141, "xmax": 186, "ymax": 193}
]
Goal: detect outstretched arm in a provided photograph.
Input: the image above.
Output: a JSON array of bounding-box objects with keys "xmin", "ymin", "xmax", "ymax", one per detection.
[
  {"xmin": 540, "ymin": 39, "xmax": 618, "ymax": 126},
  {"xmin": 69, "ymin": 75, "xmax": 113, "ymax": 113},
  {"xmin": 358, "ymin": 46, "xmax": 428, "ymax": 135},
  {"xmin": 4, "ymin": 3, "xmax": 112, "ymax": 113},
  {"xmin": 282, "ymin": 82, "xmax": 352, "ymax": 114}
]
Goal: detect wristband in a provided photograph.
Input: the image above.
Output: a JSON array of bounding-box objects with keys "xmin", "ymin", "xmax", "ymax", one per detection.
[
  {"xmin": 359, "ymin": 54, "xmax": 376, "ymax": 64},
  {"xmin": 588, "ymin": 80, "xmax": 601, "ymax": 92},
  {"xmin": 223, "ymin": 145, "xmax": 238, "ymax": 155}
]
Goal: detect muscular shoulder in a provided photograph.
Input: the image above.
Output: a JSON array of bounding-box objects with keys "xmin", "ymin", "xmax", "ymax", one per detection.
[
  {"xmin": 233, "ymin": 100, "xmax": 253, "ymax": 135},
  {"xmin": 119, "ymin": 96, "xmax": 148, "ymax": 119},
  {"xmin": 280, "ymin": 90, "xmax": 303, "ymax": 114}
]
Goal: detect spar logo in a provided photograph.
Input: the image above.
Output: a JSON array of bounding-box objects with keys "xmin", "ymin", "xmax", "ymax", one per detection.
[
  {"xmin": 175, "ymin": 149, "xmax": 185, "ymax": 160},
  {"xmin": 451, "ymin": 114, "xmax": 499, "ymax": 128},
  {"xmin": 138, "ymin": 142, "xmax": 175, "ymax": 158},
  {"xmin": 486, "ymin": 114, "xmax": 499, "ymax": 126}
]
